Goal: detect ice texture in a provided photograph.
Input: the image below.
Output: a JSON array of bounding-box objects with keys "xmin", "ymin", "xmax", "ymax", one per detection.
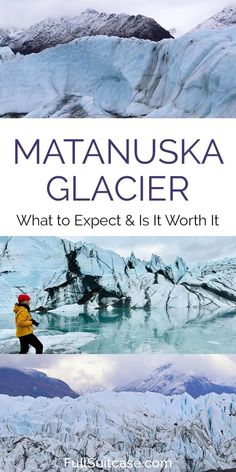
[
  {"xmin": 0, "ymin": 47, "xmax": 15, "ymax": 63},
  {"xmin": 0, "ymin": 331, "xmax": 97, "ymax": 354},
  {"xmin": 0, "ymin": 26, "xmax": 236, "ymax": 117},
  {"xmin": 1, "ymin": 237, "xmax": 236, "ymax": 324}
]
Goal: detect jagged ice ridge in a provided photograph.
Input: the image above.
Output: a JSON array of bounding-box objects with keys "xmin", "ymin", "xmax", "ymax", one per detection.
[{"xmin": 0, "ymin": 392, "xmax": 236, "ymax": 471}]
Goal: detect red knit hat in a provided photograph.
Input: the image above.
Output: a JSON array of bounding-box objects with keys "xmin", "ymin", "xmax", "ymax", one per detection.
[{"xmin": 18, "ymin": 294, "xmax": 31, "ymax": 303}]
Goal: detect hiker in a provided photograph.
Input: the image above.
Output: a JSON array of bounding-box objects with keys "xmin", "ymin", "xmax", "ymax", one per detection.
[{"xmin": 14, "ymin": 294, "xmax": 43, "ymax": 354}]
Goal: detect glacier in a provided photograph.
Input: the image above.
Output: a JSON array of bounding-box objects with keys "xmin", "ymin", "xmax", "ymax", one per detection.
[
  {"xmin": 0, "ymin": 391, "xmax": 236, "ymax": 471},
  {"xmin": 1, "ymin": 237, "xmax": 236, "ymax": 318},
  {"xmin": 1, "ymin": 236, "xmax": 236, "ymax": 353},
  {"xmin": 7, "ymin": 9, "xmax": 173, "ymax": 55},
  {"xmin": 0, "ymin": 330, "xmax": 97, "ymax": 354},
  {"xmin": 0, "ymin": 46, "xmax": 15, "ymax": 63},
  {"xmin": 0, "ymin": 26, "xmax": 236, "ymax": 117}
]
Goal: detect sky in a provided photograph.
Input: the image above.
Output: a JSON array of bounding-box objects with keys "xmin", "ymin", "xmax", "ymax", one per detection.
[
  {"xmin": 0, "ymin": 354, "xmax": 235, "ymax": 392},
  {"xmin": 68, "ymin": 236, "xmax": 236, "ymax": 264},
  {"xmin": 0, "ymin": 0, "xmax": 235, "ymax": 34}
]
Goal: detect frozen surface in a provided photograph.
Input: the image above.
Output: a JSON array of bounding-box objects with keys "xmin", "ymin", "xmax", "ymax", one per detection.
[
  {"xmin": 0, "ymin": 330, "xmax": 96, "ymax": 354},
  {"xmin": 0, "ymin": 27, "xmax": 236, "ymax": 117},
  {"xmin": 0, "ymin": 29, "xmax": 10, "ymax": 47},
  {"xmin": 0, "ymin": 392, "xmax": 236, "ymax": 471},
  {"xmin": 0, "ymin": 47, "xmax": 15, "ymax": 63}
]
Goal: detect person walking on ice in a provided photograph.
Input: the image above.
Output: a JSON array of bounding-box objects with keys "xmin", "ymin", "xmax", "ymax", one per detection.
[{"xmin": 14, "ymin": 294, "xmax": 43, "ymax": 354}]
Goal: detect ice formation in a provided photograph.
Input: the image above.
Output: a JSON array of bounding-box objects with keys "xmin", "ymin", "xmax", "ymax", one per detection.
[
  {"xmin": 1, "ymin": 236, "xmax": 236, "ymax": 320},
  {"xmin": 0, "ymin": 391, "xmax": 235, "ymax": 471},
  {"xmin": 193, "ymin": 6, "xmax": 236, "ymax": 31}
]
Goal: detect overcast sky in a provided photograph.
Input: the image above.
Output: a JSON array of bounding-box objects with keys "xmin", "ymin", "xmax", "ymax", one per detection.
[
  {"xmin": 1, "ymin": 355, "xmax": 235, "ymax": 392},
  {"xmin": 68, "ymin": 236, "xmax": 236, "ymax": 265},
  {"xmin": 1, "ymin": 0, "xmax": 235, "ymax": 33}
]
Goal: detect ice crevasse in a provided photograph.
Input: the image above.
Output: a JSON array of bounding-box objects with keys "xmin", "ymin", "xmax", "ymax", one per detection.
[
  {"xmin": 0, "ymin": 392, "xmax": 236, "ymax": 471},
  {"xmin": 0, "ymin": 26, "xmax": 236, "ymax": 117}
]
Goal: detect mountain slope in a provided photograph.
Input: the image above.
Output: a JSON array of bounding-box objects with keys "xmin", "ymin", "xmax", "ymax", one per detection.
[
  {"xmin": 116, "ymin": 363, "xmax": 236, "ymax": 397},
  {"xmin": 1, "ymin": 26, "xmax": 236, "ymax": 118},
  {"xmin": 8, "ymin": 9, "xmax": 173, "ymax": 55},
  {"xmin": 0, "ymin": 367, "xmax": 78, "ymax": 398},
  {"xmin": 0, "ymin": 392, "xmax": 236, "ymax": 471},
  {"xmin": 194, "ymin": 6, "xmax": 236, "ymax": 31}
]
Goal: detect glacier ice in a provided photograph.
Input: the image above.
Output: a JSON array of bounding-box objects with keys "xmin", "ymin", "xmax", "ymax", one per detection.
[
  {"xmin": 1, "ymin": 237, "xmax": 236, "ymax": 352},
  {"xmin": 0, "ymin": 47, "xmax": 15, "ymax": 63},
  {"xmin": 1, "ymin": 26, "xmax": 236, "ymax": 117},
  {"xmin": 1, "ymin": 236, "xmax": 236, "ymax": 319},
  {"xmin": 8, "ymin": 9, "xmax": 172, "ymax": 55},
  {"xmin": 0, "ymin": 391, "xmax": 235, "ymax": 471}
]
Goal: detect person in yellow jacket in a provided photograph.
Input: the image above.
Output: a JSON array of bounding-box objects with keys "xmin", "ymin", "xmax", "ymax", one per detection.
[{"xmin": 14, "ymin": 294, "xmax": 43, "ymax": 354}]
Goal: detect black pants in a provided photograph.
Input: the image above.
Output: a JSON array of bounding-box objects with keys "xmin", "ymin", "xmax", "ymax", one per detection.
[{"xmin": 19, "ymin": 334, "xmax": 43, "ymax": 354}]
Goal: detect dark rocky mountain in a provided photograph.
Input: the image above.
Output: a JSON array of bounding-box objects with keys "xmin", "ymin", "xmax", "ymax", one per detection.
[
  {"xmin": 0, "ymin": 28, "xmax": 10, "ymax": 47},
  {"xmin": 0, "ymin": 367, "xmax": 79, "ymax": 398},
  {"xmin": 8, "ymin": 9, "xmax": 173, "ymax": 54}
]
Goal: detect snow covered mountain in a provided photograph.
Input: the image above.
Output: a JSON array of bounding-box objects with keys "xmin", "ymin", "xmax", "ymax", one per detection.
[
  {"xmin": 193, "ymin": 6, "xmax": 236, "ymax": 31},
  {"xmin": 8, "ymin": 9, "xmax": 173, "ymax": 55},
  {"xmin": 0, "ymin": 391, "xmax": 236, "ymax": 471},
  {"xmin": 1, "ymin": 236, "xmax": 236, "ymax": 327},
  {"xmin": 0, "ymin": 25, "xmax": 236, "ymax": 117},
  {"xmin": 116, "ymin": 363, "xmax": 236, "ymax": 397},
  {"xmin": 0, "ymin": 367, "xmax": 78, "ymax": 398}
]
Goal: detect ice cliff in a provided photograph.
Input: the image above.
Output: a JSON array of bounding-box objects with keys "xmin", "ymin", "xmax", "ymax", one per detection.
[
  {"xmin": 0, "ymin": 392, "xmax": 236, "ymax": 471},
  {"xmin": 0, "ymin": 26, "xmax": 236, "ymax": 117},
  {"xmin": 1, "ymin": 237, "xmax": 236, "ymax": 328}
]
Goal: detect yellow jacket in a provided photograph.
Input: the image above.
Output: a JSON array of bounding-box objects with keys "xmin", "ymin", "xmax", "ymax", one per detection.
[{"xmin": 14, "ymin": 304, "xmax": 33, "ymax": 338}]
